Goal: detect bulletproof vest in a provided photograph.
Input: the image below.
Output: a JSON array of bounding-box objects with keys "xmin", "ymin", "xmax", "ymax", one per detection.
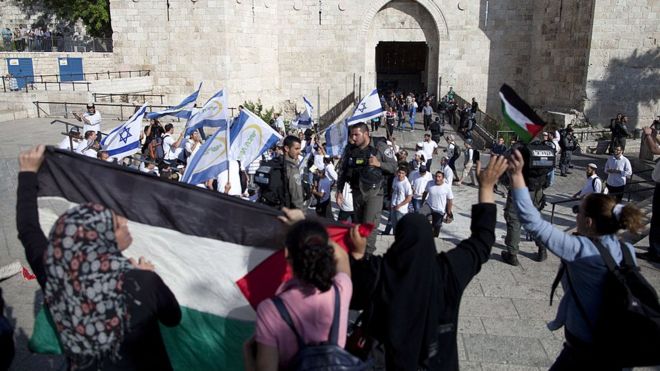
[
  {"xmin": 520, "ymin": 142, "xmax": 555, "ymax": 191},
  {"xmin": 345, "ymin": 144, "xmax": 384, "ymax": 190}
]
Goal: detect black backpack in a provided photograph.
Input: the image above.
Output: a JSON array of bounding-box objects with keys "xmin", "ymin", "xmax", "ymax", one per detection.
[
  {"xmin": 254, "ymin": 157, "xmax": 290, "ymax": 208},
  {"xmin": 551, "ymin": 240, "xmax": 660, "ymax": 368},
  {"xmin": 272, "ymin": 285, "xmax": 371, "ymax": 371}
]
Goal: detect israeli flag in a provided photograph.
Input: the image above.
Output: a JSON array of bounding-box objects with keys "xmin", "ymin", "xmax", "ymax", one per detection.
[
  {"xmin": 293, "ymin": 96, "xmax": 314, "ymax": 128},
  {"xmin": 323, "ymin": 119, "xmax": 348, "ymax": 156},
  {"xmin": 184, "ymin": 89, "xmax": 229, "ymax": 137},
  {"xmin": 181, "ymin": 127, "xmax": 228, "ymax": 185},
  {"xmin": 146, "ymin": 83, "xmax": 202, "ymax": 120},
  {"xmin": 229, "ymin": 109, "xmax": 283, "ymax": 167},
  {"xmin": 346, "ymin": 88, "xmax": 384, "ymax": 126},
  {"xmin": 101, "ymin": 104, "xmax": 147, "ymax": 160}
]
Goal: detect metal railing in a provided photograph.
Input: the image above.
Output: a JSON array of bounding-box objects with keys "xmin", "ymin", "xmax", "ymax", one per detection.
[
  {"xmin": 35, "ymin": 101, "xmax": 182, "ymax": 121},
  {"xmin": 549, "ymin": 179, "xmax": 657, "ymax": 224},
  {"xmin": 93, "ymin": 93, "xmax": 165, "ymax": 104},
  {"xmin": 1, "ymin": 36, "xmax": 112, "ymax": 53},
  {"xmin": 2, "ymin": 70, "xmax": 151, "ymax": 93},
  {"xmin": 318, "ymin": 91, "xmax": 355, "ymax": 130},
  {"xmin": 2, "ymin": 76, "xmax": 92, "ymax": 92},
  {"xmin": 451, "ymin": 94, "xmax": 499, "ymax": 148}
]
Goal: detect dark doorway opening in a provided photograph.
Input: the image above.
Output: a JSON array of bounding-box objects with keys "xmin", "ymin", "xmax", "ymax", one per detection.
[{"xmin": 376, "ymin": 41, "xmax": 428, "ymax": 94}]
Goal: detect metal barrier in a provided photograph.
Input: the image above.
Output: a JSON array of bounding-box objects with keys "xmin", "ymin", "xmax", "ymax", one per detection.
[
  {"xmin": 549, "ymin": 179, "xmax": 656, "ymax": 224},
  {"xmin": 2, "ymin": 70, "xmax": 151, "ymax": 93},
  {"xmin": 93, "ymin": 93, "xmax": 165, "ymax": 104},
  {"xmin": 35, "ymin": 101, "xmax": 180, "ymax": 121},
  {"xmin": 1, "ymin": 36, "xmax": 113, "ymax": 53},
  {"xmin": 451, "ymin": 94, "xmax": 499, "ymax": 148},
  {"xmin": 318, "ymin": 91, "xmax": 355, "ymax": 130}
]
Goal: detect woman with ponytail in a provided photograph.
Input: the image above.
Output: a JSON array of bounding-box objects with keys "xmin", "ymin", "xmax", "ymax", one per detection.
[
  {"xmin": 508, "ymin": 150, "xmax": 644, "ymax": 370},
  {"xmin": 244, "ymin": 212, "xmax": 352, "ymax": 370}
]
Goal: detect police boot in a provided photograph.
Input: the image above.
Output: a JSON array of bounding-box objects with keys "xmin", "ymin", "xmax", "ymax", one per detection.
[
  {"xmin": 501, "ymin": 251, "xmax": 519, "ymax": 266},
  {"xmin": 536, "ymin": 246, "xmax": 547, "ymax": 262}
]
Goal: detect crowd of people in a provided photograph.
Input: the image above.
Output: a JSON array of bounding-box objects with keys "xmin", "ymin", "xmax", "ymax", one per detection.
[
  {"xmin": 6, "ymin": 86, "xmax": 660, "ymax": 370},
  {"xmin": 1, "ymin": 24, "xmax": 104, "ymax": 52}
]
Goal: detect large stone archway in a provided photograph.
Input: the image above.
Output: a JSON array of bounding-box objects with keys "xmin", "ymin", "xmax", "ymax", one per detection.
[{"xmin": 362, "ymin": 0, "xmax": 448, "ymax": 97}]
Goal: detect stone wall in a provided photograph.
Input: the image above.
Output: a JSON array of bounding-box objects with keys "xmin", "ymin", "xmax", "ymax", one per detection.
[
  {"xmin": 584, "ymin": 0, "xmax": 660, "ymax": 128},
  {"xmin": 528, "ymin": 0, "xmax": 595, "ymax": 113}
]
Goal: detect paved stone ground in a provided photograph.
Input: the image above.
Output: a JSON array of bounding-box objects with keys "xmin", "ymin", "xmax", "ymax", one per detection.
[{"xmin": 1, "ymin": 116, "xmax": 658, "ymax": 370}]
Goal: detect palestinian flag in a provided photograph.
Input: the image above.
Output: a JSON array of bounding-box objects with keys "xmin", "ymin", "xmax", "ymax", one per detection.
[
  {"xmin": 28, "ymin": 147, "xmax": 369, "ymax": 370},
  {"xmin": 499, "ymin": 84, "xmax": 546, "ymax": 143}
]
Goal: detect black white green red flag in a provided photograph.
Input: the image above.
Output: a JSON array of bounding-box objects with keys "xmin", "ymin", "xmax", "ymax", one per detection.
[
  {"xmin": 28, "ymin": 147, "xmax": 370, "ymax": 370},
  {"xmin": 499, "ymin": 84, "xmax": 546, "ymax": 143}
]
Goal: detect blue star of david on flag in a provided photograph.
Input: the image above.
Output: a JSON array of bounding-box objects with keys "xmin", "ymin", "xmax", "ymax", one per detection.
[
  {"xmin": 119, "ymin": 127, "xmax": 132, "ymax": 144},
  {"xmin": 346, "ymin": 88, "xmax": 385, "ymax": 126}
]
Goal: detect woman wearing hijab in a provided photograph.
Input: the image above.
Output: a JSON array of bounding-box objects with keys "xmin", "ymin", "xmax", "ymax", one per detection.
[
  {"xmin": 16, "ymin": 145, "xmax": 181, "ymax": 370},
  {"xmin": 349, "ymin": 154, "xmax": 509, "ymax": 370}
]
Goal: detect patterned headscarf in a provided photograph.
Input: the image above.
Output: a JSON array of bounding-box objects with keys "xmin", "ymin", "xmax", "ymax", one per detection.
[{"xmin": 43, "ymin": 203, "xmax": 134, "ymax": 368}]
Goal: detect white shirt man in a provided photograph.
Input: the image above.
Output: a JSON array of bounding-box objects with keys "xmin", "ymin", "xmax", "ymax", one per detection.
[
  {"xmin": 75, "ymin": 105, "xmax": 102, "ymax": 135},
  {"xmin": 410, "ymin": 166, "xmax": 433, "ymax": 212},
  {"xmin": 422, "ymin": 171, "xmax": 454, "ymax": 237},
  {"xmin": 604, "ymin": 147, "xmax": 632, "ymax": 188},
  {"xmin": 421, "ymin": 135, "xmax": 438, "ymax": 164},
  {"xmin": 162, "ymin": 124, "xmax": 184, "ymax": 161},
  {"xmin": 441, "ymin": 158, "xmax": 454, "ymax": 185},
  {"xmin": 217, "ymin": 160, "xmax": 243, "ymax": 196},
  {"xmin": 58, "ymin": 135, "xmax": 81, "ymax": 151},
  {"xmin": 185, "ymin": 132, "xmax": 203, "ymax": 160},
  {"xmin": 324, "ymin": 160, "xmax": 338, "ymax": 183},
  {"xmin": 75, "ymin": 131, "xmax": 97, "ymax": 158},
  {"xmin": 384, "ymin": 168, "xmax": 413, "ymax": 234},
  {"xmin": 574, "ymin": 163, "xmax": 603, "ymax": 198}
]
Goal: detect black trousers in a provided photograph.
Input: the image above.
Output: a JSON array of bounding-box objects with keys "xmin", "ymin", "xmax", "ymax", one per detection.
[
  {"xmin": 650, "ymin": 183, "xmax": 660, "ymax": 256},
  {"xmin": 550, "ymin": 330, "xmax": 621, "ymax": 371},
  {"xmin": 606, "ymin": 183, "xmax": 625, "ymax": 203}
]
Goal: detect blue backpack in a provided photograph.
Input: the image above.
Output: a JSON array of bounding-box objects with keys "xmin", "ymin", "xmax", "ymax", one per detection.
[{"xmin": 272, "ymin": 285, "xmax": 371, "ymax": 371}]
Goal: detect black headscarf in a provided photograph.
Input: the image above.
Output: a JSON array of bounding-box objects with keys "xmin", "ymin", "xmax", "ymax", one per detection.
[{"xmin": 370, "ymin": 213, "xmax": 441, "ymax": 370}]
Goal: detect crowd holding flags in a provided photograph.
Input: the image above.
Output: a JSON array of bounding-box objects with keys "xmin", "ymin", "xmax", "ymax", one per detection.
[
  {"xmin": 100, "ymin": 104, "xmax": 148, "ymax": 160},
  {"xmin": 145, "ymin": 83, "xmax": 202, "ymax": 120}
]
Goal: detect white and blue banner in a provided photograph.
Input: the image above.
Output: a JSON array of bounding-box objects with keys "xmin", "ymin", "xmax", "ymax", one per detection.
[
  {"xmin": 346, "ymin": 88, "xmax": 384, "ymax": 126},
  {"xmin": 229, "ymin": 109, "xmax": 283, "ymax": 167},
  {"xmin": 293, "ymin": 96, "xmax": 314, "ymax": 128},
  {"xmin": 180, "ymin": 127, "xmax": 228, "ymax": 185},
  {"xmin": 146, "ymin": 83, "xmax": 202, "ymax": 120},
  {"xmin": 184, "ymin": 89, "xmax": 229, "ymax": 137},
  {"xmin": 323, "ymin": 119, "xmax": 348, "ymax": 157},
  {"xmin": 101, "ymin": 104, "xmax": 147, "ymax": 160}
]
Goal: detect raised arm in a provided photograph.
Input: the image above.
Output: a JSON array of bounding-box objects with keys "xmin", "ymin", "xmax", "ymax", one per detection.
[{"xmin": 16, "ymin": 145, "xmax": 48, "ymax": 288}]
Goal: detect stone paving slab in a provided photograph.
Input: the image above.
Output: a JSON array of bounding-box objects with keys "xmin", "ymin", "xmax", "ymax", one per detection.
[{"xmin": 1, "ymin": 117, "xmax": 659, "ymax": 370}]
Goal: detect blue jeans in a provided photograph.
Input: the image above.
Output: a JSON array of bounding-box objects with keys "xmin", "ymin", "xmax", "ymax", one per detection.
[
  {"xmin": 412, "ymin": 199, "xmax": 423, "ymax": 213},
  {"xmin": 383, "ymin": 209, "xmax": 405, "ymax": 234},
  {"xmin": 409, "ymin": 109, "xmax": 416, "ymax": 129}
]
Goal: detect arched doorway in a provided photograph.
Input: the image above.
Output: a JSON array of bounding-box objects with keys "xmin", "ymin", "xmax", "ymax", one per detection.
[{"xmin": 364, "ymin": 1, "xmax": 442, "ymax": 96}]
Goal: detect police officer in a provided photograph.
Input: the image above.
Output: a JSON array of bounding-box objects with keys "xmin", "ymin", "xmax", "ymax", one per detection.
[
  {"xmin": 337, "ymin": 122, "xmax": 397, "ymax": 253},
  {"xmin": 559, "ymin": 125, "xmax": 577, "ymax": 177},
  {"xmin": 502, "ymin": 142, "xmax": 553, "ymax": 265}
]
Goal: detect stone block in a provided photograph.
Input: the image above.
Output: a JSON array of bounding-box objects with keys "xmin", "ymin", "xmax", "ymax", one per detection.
[
  {"xmin": 481, "ymin": 318, "xmax": 553, "ymax": 338},
  {"xmin": 461, "ymin": 297, "xmax": 519, "ymax": 318},
  {"xmin": 462, "ymin": 334, "xmax": 551, "ymax": 367}
]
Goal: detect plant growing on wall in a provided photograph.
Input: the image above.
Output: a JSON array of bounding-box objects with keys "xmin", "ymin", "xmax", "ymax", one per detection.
[{"xmin": 242, "ymin": 99, "xmax": 279, "ymax": 125}]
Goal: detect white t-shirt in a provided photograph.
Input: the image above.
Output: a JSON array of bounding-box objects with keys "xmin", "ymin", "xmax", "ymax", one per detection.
[
  {"xmin": 421, "ymin": 140, "xmax": 438, "ymax": 161},
  {"xmin": 313, "ymin": 153, "xmax": 325, "ymax": 171},
  {"xmin": 579, "ymin": 174, "xmax": 602, "ymax": 196},
  {"xmin": 442, "ymin": 164, "xmax": 454, "ymax": 185},
  {"xmin": 340, "ymin": 184, "xmax": 354, "ymax": 212},
  {"xmin": 604, "ymin": 155, "xmax": 632, "ymax": 187},
  {"xmin": 411, "ymin": 171, "xmax": 433, "ymax": 200},
  {"xmin": 75, "ymin": 139, "xmax": 92, "ymax": 154},
  {"xmin": 163, "ymin": 134, "xmax": 182, "ymax": 161},
  {"xmin": 317, "ymin": 177, "xmax": 332, "ymax": 203},
  {"xmin": 425, "ymin": 182, "xmax": 454, "ymax": 213},
  {"xmin": 82, "ymin": 111, "xmax": 102, "ymax": 135},
  {"xmin": 217, "ymin": 160, "xmax": 243, "ymax": 196},
  {"xmin": 391, "ymin": 177, "xmax": 413, "ymax": 214},
  {"xmin": 58, "ymin": 137, "xmax": 79, "ymax": 151},
  {"xmin": 185, "ymin": 139, "xmax": 201, "ymax": 160},
  {"xmin": 325, "ymin": 163, "xmax": 338, "ymax": 183}
]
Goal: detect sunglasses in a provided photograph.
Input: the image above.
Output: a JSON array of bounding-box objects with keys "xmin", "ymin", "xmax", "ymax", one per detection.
[{"xmin": 572, "ymin": 205, "xmax": 580, "ymax": 214}]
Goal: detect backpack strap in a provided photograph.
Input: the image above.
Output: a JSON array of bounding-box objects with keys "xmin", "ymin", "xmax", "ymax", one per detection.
[
  {"xmin": 327, "ymin": 284, "xmax": 341, "ymax": 345},
  {"xmin": 550, "ymin": 262, "xmax": 565, "ymax": 306},
  {"xmin": 272, "ymin": 296, "xmax": 305, "ymax": 350},
  {"xmin": 617, "ymin": 239, "xmax": 636, "ymax": 269}
]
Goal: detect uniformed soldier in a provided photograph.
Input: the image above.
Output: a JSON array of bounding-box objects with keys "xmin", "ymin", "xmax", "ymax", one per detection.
[
  {"xmin": 337, "ymin": 122, "xmax": 397, "ymax": 253},
  {"xmin": 502, "ymin": 142, "xmax": 553, "ymax": 265}
]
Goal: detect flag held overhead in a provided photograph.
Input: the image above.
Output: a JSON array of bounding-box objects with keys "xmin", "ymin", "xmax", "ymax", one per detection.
[{"xmin": 499, "ymin": 84, "xmax": 546, "ymax": 143}]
